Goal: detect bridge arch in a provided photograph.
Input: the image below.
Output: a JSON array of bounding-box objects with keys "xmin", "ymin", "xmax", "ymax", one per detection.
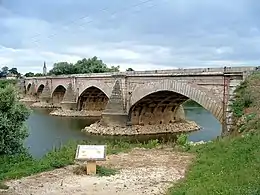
[
  {"xmin": 36, "ymin": 84, "xmax": 44, "ymax": 98},
  {"xmin": 52, "ymin": 85, "xmax": 66, "ymax": 104},
  {"xmin": 129, "ymin": 80, "xmax": 223, "ymax": 125},
  {"xmin": 77, "ymin": 86, "xmax": 109, "ymax": 111},
  {"xmin": 26, "ymin": 83, "xmax": 32, "ymax": 92}
]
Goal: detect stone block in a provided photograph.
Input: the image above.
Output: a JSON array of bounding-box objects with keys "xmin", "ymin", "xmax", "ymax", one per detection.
[
  {"xmin": 61, "ymin": 101, "xmax": 77, "ymax": 110},
  {"xmin": 100, "ymin": 113, "xmax": 128, "ymax": 127}
]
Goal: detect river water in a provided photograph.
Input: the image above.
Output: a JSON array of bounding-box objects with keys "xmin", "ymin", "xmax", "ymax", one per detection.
[{"xmin": 25, "ymin": 106, "xmax": 221, "ymax": 158}]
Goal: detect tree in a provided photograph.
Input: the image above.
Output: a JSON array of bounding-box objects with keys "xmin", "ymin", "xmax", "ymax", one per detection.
[
  {"xmin": 34, "ymin": 73, "xmax": 43, "ymax": 77},
  {"xmin": 0, "ymin": 85, "xmax": 30, "ymax": 155},
  {"xmin": 49, "ymin": 62, "xmax": 75, "ymax": 75},
  {"xmin": 48, "ymin": 57, "xmax": 120, "ymax": 75},
  {"xmin": 126, "ymin": 68, "xmax": 134, "ymax": 71},
  {"xmin": 1, "ymin": 66, "xmax": 9, "ymax": 74},
  {"xmin": 24, "ymin": 72, "xmax": 35, "ymax": 77},
  {"xmin": 9, "ymin": 68, "xmax": 18, "ymax": 75},
  {"xmin": 110, "ymin": 65, "xmax": 120, "ymax": 72}
]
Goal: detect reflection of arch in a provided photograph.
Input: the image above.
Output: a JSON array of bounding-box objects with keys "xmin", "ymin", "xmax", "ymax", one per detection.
[
  {"xmin": 36, "ymin": 84, "xmax": 44, "ymax": 97},
  {"xmin": 77, "ymin": 86, "xmax": 109, "ymax": 111},
  {"xmin": 27, "ymin": 83, "xmax": 32, "ymax": 92},
  {"xmin": 129, "ymin": 80, "xmax": 223, "ymax": 125},
  {"xmin": 52, "ymin": 85, "xmax": 66, "ymax": 104}
]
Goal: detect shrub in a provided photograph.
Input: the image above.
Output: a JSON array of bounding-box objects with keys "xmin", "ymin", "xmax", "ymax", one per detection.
[
  {"xmin": 176, "ymin": 133, "xmax": 188, "ymax": 146},
  {"xmin": 0, "ymin": 85, "xmax": 31, "ymax": 155}
]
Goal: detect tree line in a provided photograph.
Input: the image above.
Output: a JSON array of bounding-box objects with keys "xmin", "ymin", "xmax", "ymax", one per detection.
[
  {"xmin": 24, "ymin": 56, "xmax": 135, "ymax": 77},
  {"xmin": 0, "ymin": 66, "xmax": 21, "ymax": 78}
]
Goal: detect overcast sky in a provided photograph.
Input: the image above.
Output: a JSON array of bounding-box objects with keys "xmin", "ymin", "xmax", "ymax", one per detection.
[{"xmin": 0, "ymin": 0, "xmax": 259, "ymax": 73}]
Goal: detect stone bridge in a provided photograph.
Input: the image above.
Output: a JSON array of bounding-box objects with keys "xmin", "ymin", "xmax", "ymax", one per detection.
[{"xmin": 21, "ymin": 66, "xmax": 256, "ymax": 133}]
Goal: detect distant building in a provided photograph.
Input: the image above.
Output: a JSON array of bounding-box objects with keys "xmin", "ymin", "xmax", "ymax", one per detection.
[{"xmin": 43, "ymin": 61, "xmax": 47, "ymax": 75}]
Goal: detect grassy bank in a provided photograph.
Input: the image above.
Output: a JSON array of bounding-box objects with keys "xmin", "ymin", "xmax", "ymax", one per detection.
[
  {"xmin": 169, "ymin": 72, "xmax": 260, "ymax": 195},
  {"xmin": 0, "ymin": 139, "xmax": 161, "ymax": 187}
]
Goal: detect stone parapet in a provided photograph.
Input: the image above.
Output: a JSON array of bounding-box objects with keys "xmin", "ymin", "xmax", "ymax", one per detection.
[{"xmin": 23, "ymin": 66, "xmax": 256, "ymax": 80}]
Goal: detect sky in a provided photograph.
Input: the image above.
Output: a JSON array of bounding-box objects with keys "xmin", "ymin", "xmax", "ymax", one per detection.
[{"xmin": 0, "ymin": 0, "xmax": 260, "ymax": 74}]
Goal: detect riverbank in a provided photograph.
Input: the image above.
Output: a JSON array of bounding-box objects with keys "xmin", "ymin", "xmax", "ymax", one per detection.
[
  {"xmin": 31, "ymin": 102, "xmax": 61, "ymax": 108},
  {"xmin": 0, "ymin": 140, "xmax": 194, "ymax": 194},
  {"xmin": 2, "ymin": 147, "xmax": 193, "ymax": 195},
  {"xmin": 50, "ymin": 109, "xmax": 102, "ymax": 118},
  {"xmin": 19, "ymin": 99, "xmax": 60, "ymax": 109},
  {"xmin": 83, "ymin": 121, "xmax": 200, "ymax": 136}
]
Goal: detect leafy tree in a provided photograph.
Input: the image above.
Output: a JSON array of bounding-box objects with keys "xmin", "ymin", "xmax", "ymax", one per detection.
[
  {"xmin": 34, "ymin": 73, "xmax": 43, "ymax": 77},
  {"xmin": 110, "ymin": 65, "xmax": 120, "ymax": 72},
  {"xmin": 48, "ymin": 57, "xmax": 120, "ymax": 75},
  {"xmin": 0, "ymin": 80, "xmax": 17, "ymax": 88},
  {"xmin": 1, "ymin": 66, "xmax": 9, "ymax": 74},
  {"xmin": 9, "ymin": 68, "xmax": 18, "ymax": 75},
  {"xmin": 126, "ymin": 68, "xmax": 134, "ymax": 71},
  {"xmin": 0, "ymin": 85, "xmax": 30, "ymax": 155},
  {"xmin": 24, "ymin": 72, "xmax": 35, "ymax": 77},
  {"xmin": 49, "ymin": 62, "xmax": 75, "ymax": 75}
]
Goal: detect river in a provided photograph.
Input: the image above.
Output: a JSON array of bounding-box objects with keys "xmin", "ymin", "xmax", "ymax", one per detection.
[{"xmin": 25, "ymin": 106, "xmax": 221, "ymax": 158}]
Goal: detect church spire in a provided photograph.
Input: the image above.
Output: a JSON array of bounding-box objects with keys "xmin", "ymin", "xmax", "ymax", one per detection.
[{"xmin": 43, "ymin": 61, "xmax": 47, "ymax": 75}]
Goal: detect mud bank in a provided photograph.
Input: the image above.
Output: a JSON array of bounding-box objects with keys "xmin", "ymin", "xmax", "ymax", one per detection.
[
  {"xmin": 50, "ymin": 109, "xmax": 102, "ymax": 118},
  {"xmin": 19, "ymin": 98, "xmax": 36, "ymax": 104},
  {"xmin": 82, "ymin": 121, "xmax": 200, "ymax": 136},
  {"xmin": 30, "ymin": 102, "xmax": 60, "ymax": 109}
]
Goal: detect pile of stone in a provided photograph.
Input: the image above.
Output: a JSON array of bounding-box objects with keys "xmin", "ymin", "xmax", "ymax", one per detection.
[
  {"xmin": 30, "ymin": 102, "xmax": 58, "ymax": 108},
  {"xmin": 50, "ymin": 109, "xmax": 102, "ymax": 117},
  {"xmin": 82, "ymin": 120, "xmax": 200, "ymax": 136}
]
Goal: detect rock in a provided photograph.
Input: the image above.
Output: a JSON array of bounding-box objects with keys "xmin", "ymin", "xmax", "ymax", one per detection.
[
  {"xmin": 50, "ymin": 109, "xmax": 102, "ymax": 118},
  {"xmin": 82, "ymin": 121, "xmax": 200, "ymax": 136}
]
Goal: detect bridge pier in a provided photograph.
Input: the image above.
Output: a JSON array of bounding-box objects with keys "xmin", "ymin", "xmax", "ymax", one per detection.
[
  {"xmin": 61, "ymin": 83, "xmax": 77, "ymax": 110},
  {"xmin": 100, "ymin": 80, "xmax": 128, "ymax": 127},
  {"xmin": 28, "ymin": 82, "xmax": 36, "ymax": 98},
  {"xmin": 39, "ymin": 81, "xmax": 52, "ymax": 103}
]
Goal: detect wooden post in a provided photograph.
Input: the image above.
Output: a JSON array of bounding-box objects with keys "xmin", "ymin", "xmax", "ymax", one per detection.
[{"xmin": 86, "ymin": 161, "xmax": 97, "ymax": 175}]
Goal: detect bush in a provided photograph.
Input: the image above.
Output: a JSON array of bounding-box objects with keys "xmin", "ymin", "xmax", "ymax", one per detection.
[{"xmin": 0, "ymin": 85, "xmax": 31, "ymax": 155}]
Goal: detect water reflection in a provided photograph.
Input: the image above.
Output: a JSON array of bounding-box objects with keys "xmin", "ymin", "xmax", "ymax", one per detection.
[{"xmin": 186, "ymin": 106, "xmax": 222, "ymax": 142}]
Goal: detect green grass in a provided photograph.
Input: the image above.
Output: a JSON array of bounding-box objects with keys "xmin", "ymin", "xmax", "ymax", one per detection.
[
  {"xmin": 168, "ymin": 133, "xmax": 260, "ymax": 195},
  {"xmin": 72, "ymin": 164, "xmax": 118, "ymax": 177},
  {"xmin": 96, "ymin": 165, "xmax": 118, "ymax": 176},
  {"xmin": 0, "ymin": 139, "xmax": 160, "ymax": 188}
]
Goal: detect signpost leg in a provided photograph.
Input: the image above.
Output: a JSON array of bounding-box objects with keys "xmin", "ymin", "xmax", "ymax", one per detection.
[{"xmin": 86, "ymin": 161, "xmax": 97, "ymax": 175}]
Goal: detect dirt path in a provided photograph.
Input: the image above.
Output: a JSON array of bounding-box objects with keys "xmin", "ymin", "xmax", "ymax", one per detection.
[{"xmin": 2, "ymin": 148, "xmax": 193, "ymax": 195}]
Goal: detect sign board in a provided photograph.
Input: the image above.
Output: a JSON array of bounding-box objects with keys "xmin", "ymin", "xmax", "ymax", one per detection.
[{"xmin": 75, "ymin": 145, "xmax": 106, "ymax": 161}]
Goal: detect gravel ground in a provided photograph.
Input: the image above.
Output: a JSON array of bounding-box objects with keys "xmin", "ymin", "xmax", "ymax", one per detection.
[{"xmin": 2, "ymin": 148, "xmax": 193, "ymax": 195}]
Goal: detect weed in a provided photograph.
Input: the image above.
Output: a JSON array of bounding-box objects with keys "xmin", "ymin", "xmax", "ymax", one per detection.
[
  {"xmin": 73, "ymin": 164, "xmax": 117, "ymax": 176},
  {"xmin": 96, "ymin": 165, "xmax": 118, "ymax": 176},
  {"xmin": 143, "ymin": 139, "xmax": 160, "ymax": 149},
  {"xmin": 0, "ymin": 182, "xmax": 9, "ymax": 190}
]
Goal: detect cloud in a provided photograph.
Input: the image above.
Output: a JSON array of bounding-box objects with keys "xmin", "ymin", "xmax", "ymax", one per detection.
[{"xmin": 0, "ymin": 0, "xmax": 260, "ymax": 74}]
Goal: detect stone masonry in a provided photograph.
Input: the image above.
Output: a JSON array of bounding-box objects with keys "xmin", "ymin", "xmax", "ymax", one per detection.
[{"xmin": 22, "ymin": 66, "xmax": 257, "ymax": 134}]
